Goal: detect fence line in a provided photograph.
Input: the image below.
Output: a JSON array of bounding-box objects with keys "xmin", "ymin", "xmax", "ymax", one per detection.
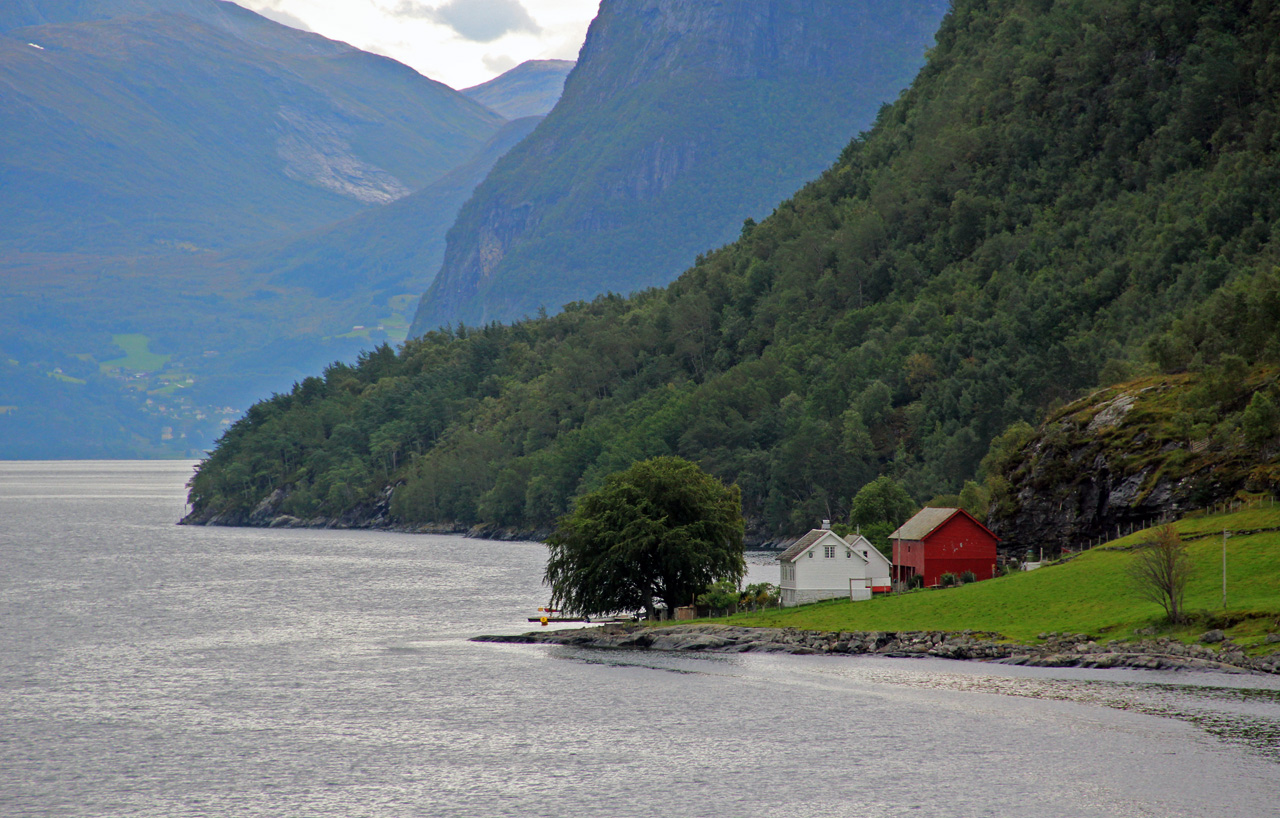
[{"xmin": 1072, "ymin": 494, "xmax": 1278, "ymax": 554}]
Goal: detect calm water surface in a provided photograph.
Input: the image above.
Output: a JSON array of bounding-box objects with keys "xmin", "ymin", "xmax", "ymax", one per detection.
[{"xmin": 2, "ymin": 461, "xmax": 1278, "ymax": 817}]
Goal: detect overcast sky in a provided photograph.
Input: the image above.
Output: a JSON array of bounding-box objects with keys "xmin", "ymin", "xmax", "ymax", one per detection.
[{"xmin": 232, "ymin": 0, "xmax": 599, "ymax": 89}]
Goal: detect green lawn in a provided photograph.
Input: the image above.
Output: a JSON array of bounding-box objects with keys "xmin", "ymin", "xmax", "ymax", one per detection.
[
  {"xmin": 101, "ymin": 333, "xmax": 170, "ymax": 373},
  {"xmin": 726, "ymin": 508, "xmax": 1280, "ymax": 650}
]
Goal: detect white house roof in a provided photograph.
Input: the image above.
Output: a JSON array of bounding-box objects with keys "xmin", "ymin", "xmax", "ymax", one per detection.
[
  {"xmin": 777, "ymin": 529, "xmax": 840, "ymax": 562},
  {"xmin": 888, "ymin": 507, "xmax": 962, "ymax": 541}
]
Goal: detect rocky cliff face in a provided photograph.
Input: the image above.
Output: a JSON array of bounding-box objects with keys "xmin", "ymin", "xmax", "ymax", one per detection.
[
  {"xmin": 988, "ymin": 374, "xmax": 1280, "ymax": 555},
  {"xmin": 411, "ymin": 0, "xmax": 950, "ymax": 333}
]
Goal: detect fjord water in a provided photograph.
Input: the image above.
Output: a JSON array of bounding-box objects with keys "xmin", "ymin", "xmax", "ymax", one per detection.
[{"xmin": 2, "ymin": 462, "xmax": 1278, "ymax": 818}]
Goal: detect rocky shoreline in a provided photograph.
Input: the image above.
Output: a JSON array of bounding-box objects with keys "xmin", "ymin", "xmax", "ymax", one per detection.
[
  {"xmin": 180, "ymin": 487, "xmax": 779, "ymax": 546},
  {"xmin": 179, "ymin": 486, "xmax": 554, "ymax": 542},
  {"xmin": 474, "ymin": 623, "xmax": 1280, "ymax": 675}
]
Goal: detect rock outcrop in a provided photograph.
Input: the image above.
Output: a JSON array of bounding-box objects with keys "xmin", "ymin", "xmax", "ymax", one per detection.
[
  {"xmin": 474, "ymin": 623, "xmax": 1280, "ymax": 674},
  {"xmin": 988, "ymin": 375, "xmax": 1280, "ymax": 555}
]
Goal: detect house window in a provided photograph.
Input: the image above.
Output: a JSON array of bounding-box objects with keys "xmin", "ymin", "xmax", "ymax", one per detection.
[
  {"xmin": 846, "ymin": 549, "xmax": 852, "ymax": 558},
  {"xmin": 824, "ymin": 546, "xmax": 836, "ymax": 559},
  {"xmin": 808, "ymin": 551, "xmax": 814, "ymax": 558}
]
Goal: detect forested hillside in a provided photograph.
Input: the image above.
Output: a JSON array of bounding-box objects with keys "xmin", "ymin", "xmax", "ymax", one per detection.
[{"xmin": 186, "ymin": 0, "xmax": 1280, "ymax": 542}]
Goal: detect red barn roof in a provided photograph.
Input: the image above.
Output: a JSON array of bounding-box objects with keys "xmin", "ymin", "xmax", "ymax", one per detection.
[{"xmin": 889, "ymin": 507, "xmax": 999, "ymax": 543}]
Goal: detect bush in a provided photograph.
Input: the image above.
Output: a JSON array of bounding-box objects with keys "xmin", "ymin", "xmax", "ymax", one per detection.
[
  {"xmin": 959, "ymin": 570, "xmax": 977, "ymax": 584},
  {"xmin": 740, "ymin": 582, "xmax": 780, "ymax": 610},
  {"xmin": 697, "ymin": 580, "xmax": 742, "ymax": 615},
  {"xmin": 939, "ymin": 572, "xmax": 959, "ymax": 587}
]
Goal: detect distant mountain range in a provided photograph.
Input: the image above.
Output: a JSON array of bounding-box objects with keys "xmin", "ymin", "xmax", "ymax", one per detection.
[
  {"xmin": 410, "ymin": 0, "xmax": 950, "ymax": 332},
  {"xmin": 463, "ymin": 60, "xmax": 575, "ymax": 120},
  {"xmin": 0, "ymin": 0, "xmax": 554, "ymax": 457},
  {"xmin": 0, "ymin": 0, "xmax": 504, "ymax": 254}
]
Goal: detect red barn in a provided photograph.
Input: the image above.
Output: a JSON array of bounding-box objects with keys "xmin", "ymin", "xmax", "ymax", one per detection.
[{"xmin": 890, "ymin": 507, "xmax": 1000, "ymax": 587}]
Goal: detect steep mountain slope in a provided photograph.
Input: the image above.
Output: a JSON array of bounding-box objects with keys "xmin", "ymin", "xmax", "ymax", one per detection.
[
  {"xmin": 233, "ymin": 117, "xmax": 545, "ymax": 305},
  {"xmin": 185, "ymin": 0, "xmax": 1280, "ymax": 541},
  {"xmin": 462, "ymin": 59, "xmax": 574, "ymax": 119},
  {"xmin": 410, "ymin": 0, "xmax": 949, "ymax": 332},
  {"xmin": 0, "ymin": 0, "xmax": 504, "ymax": 253}
]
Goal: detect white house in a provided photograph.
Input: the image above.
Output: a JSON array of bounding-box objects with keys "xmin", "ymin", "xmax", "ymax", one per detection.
[{"xmin": 777, "ymin": 523, "xmax": 893, "ymax": 607}]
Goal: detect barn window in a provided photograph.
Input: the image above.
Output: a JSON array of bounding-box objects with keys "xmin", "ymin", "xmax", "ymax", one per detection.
[{"xmin": 824, "ymin": 546, "xmax": 836, "ymax": 558}]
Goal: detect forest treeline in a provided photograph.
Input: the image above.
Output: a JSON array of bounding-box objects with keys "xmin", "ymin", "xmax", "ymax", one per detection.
[{"xmin": 187, "ymin": 0, "xmax": 1280, "ymax": 539}]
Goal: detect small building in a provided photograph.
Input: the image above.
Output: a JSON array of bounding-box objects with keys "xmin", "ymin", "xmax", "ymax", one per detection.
[
  {"xmin": 777, "ymin": 524, "xmax": 893, "ymax": 607},
  {"xmin": 889, "ymin": 507, "xmax": 999, "ymax": 587}
]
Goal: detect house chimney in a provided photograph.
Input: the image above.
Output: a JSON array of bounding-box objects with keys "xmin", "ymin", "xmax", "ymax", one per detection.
[{"xmin": 821, "ymin": 520, "xmax": 831, "ymax": 530}]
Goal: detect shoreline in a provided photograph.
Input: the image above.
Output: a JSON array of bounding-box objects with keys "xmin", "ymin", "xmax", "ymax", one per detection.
[{"xmin": 474, "ymin": 623, "xmax": 1280, "ymax": 675}]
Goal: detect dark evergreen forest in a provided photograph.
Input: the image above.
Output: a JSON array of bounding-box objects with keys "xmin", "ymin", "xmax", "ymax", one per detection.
[{"xmin": 187, "ymin": 0, "xmax": 1280, "ymax": 539}]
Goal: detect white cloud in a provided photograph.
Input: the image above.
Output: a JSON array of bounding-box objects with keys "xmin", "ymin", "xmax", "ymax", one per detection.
[
  {"xmin": 394, "ymin": 0, "xmax": 540, "ymax": 44},
  {"xmin": 481, "ymin": 53, "xmax": 518, "ymax": 76},
  {"xmin": 232, "ymin": 0, "xmax": 598, "ymax": 89}
]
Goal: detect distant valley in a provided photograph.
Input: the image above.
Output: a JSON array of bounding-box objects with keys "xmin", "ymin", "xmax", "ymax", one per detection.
[{"xmin": 0, "ymin": 0, "xmax": 572, "ymax": 457}]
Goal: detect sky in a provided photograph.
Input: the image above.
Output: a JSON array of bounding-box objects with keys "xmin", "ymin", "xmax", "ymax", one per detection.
[{"xmin": 232, "ymin": 0, "xmax": 600, "ymax": 89}]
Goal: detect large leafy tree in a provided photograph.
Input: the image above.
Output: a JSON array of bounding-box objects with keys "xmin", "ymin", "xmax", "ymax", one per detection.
[
  {"xmin": 544, "ymin": 456, "xmax": 745, "ymax": 618},
  {"xmin": 848, "ymin": 476, "xmax": 918, "ymax": 558}
]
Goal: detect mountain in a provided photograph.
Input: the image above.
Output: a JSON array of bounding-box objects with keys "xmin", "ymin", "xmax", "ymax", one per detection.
[
  {"xmin": 409, "ymin": 0, "xmax": 950, "ymax": 333},
  {"xmin": 0, "ymin": 0, "xmax": 519, "ymax": 457},
  {"xmin": 232, "ymin": 117, "xmax": 545, "ymax": 305},
  {"xmin": 462, "ymin": 59, "xmax": 575, "ymax": 119},
  {"xmin": 0, "ymin": 0, "xmax": 504, "ymax": 254},
  {"xmin": 184, "ymin": 0, "xmax": 1280, "ymax": 541}
]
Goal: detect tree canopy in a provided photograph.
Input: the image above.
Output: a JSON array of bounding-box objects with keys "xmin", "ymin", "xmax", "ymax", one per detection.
[
  {"xmin": 543, "ymin": 457, "xmax": 745, "ymax": 618},
  {"xmin": 847, "ymin": 476, "xmax": 917, "ymax": 558}
]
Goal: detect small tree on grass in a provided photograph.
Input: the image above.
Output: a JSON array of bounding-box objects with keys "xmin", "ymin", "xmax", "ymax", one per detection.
[
  {"xmin": 741, "ymin": 582, "xmax": 780, "ymax": 610},
  {"xmin": 544, "ymin": 457, "xmax": 745, "ymax": 619},
  {"xmin": 1129, "ymin": 524, "xmax": 1192, "ymax": 624},
  {"xmin": 697, "ymin": 580, "xmax": 741, "ymax": 616}
]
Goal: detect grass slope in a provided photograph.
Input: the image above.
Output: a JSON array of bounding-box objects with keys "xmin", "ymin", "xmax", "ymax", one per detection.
[{"xmin": 727, "ymin": 508, "xmax": 1280, "ymax": 652}]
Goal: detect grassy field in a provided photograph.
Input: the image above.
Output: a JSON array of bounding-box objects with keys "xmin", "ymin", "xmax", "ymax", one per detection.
[
  {"xmin": 725, "ymin": 508, "xmax": 1280, "ymax": 652},
  {"xmin": 101, "ymin": 333, "xmax": 171, "ymax": 373}
]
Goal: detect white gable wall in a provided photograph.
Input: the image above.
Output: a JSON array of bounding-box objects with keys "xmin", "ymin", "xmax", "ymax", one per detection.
[
  {"xmin": 846, "ymin": 533, "xmax": 892, "ymax": 590},
  {"xmin": 779, "ymin": 530, "xmax": 881, "ymax": 606}
]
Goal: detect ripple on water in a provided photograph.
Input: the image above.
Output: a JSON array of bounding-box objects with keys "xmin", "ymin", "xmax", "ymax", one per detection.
[{"xmin": 1, "ymin": 462, "xmax": 1278, "ymax": 818}]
